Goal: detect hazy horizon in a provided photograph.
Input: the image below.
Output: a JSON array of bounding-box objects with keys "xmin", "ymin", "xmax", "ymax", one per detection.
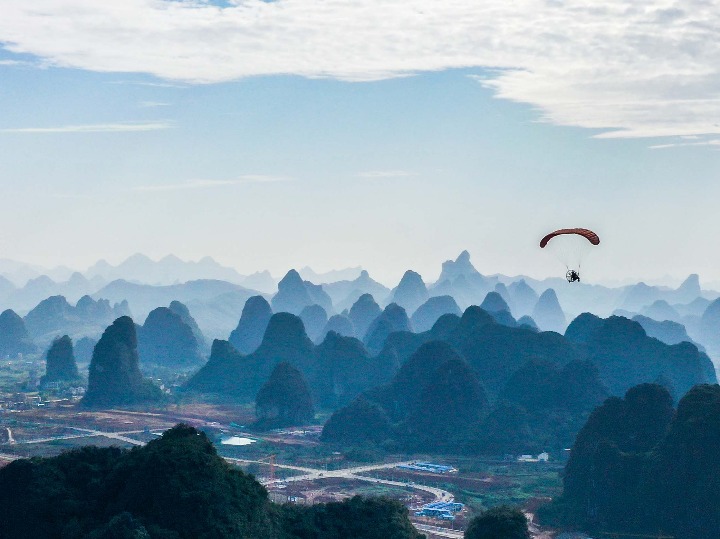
[
  {"xmin": 2, "ymin": 2, "xmax": 720, "ymax": 285},
  {"xmin": 0, "ymin": 250, "xmax": 714, "ymax": 291}
]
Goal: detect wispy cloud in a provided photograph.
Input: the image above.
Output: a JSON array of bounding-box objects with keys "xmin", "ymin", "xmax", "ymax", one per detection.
[
  {"xmin": 46, "ymin": 192, "xmax": 95, "ymax": 199},
  {"xmin": 650, "ymin": 139, "xmax": 720, "ymax": 150},
  {"xmin": 140, "ymin": 101, "xmax": 171, "ymax": 108},
  {"xmin": 0, "ymin": 59, "xmax": 32, "ymax": 66},
  {"xmin": 133, "ymin": 176, "xmax": 291, "ymax": 193},
  {"xmin": 108, "ymin": 80, "xmax": 186, "ymax": 89},
  {"xmin": 0, "ymin": 122, "xmax": 174, "ymax": 134},
  {"xmin": 2, "ymin": 1, "xmax": 720, "ymax": 138},
  {"xmin": 357, "ymin": 170, "xmax": 417, "ymax": 179}
]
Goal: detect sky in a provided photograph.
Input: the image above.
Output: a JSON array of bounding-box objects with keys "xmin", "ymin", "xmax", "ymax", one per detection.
[{"xmin": 1, "ymin": 0, "xmax": 720, "ymax": 286}]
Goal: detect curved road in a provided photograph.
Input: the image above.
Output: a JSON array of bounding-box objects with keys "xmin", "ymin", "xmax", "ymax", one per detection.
[
  {"xmin": 2, "ymin": 427, "xmax": 463, "ymax": 536},
  {"xmin": 5, "ymin": 432, "xmax": 454, "ymax": 505},
  {"xmin": 226, "ymin": 457, "xmax": 453, "ymax": 503}
]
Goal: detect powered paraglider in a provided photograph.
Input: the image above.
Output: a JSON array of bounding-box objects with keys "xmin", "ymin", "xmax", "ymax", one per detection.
[{"xmin": 540, "ymin": 228, "xmax": 599, "ymax": 283}]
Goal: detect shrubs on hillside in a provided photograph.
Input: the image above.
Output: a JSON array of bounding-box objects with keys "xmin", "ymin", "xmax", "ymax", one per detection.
[{"xmin": 0, "ymin": 425, "xmax": 422, "ymax": 539}]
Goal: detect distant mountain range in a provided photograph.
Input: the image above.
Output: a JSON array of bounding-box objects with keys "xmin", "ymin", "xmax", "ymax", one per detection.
[
  {"xmin": 85, "ymin": 254, "xmax": 246, "ymax": 286},
  {"xmin": 0, "ymin": 255, "xmax": 370, "ymax": 296},
  {"xmin": 3, "ymin": 251, "xmax": 720, "ymax": 365},
  {"xmin": 0, "ymin": 258, "xmax": 75, "ymax": 285}
]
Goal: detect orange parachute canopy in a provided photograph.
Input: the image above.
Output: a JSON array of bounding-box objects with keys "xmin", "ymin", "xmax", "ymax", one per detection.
[{"xmin": 540, "ymin": 228, "xmax": 600, "ymax": 248}]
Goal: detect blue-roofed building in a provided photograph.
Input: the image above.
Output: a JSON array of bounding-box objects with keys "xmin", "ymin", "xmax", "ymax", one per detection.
[{"xmin": 397, "ymin": 461, "xmax": 457, "ymax": 474}]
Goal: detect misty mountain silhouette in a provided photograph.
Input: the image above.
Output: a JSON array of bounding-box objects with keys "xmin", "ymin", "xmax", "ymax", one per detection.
[
  {"xmin": 532, "ymin": 289, "xmax": 567, "ymax": 333},
  {"xmin": 240, "ymin": 270, "xmax": 277, "ymax": 294},
  {"xmin": 480, "ymin": 291, "xmax": 512, "ymax": 314},
  {"xmin": 700, "ymin": 297, "xmax": 720, "ymax": 355},
  {"xmin": 83, "ymin": 316, "xmax": 162, "ymax": 407},
  {"xmin": 410, "ymin": 295, "xmax": 462, "ymax": 333},
  {"xmin": 228, "ymin": 295, "xmax": 273, "ymax": 354},
  {"xmin": 255, "ymin": 361, "xmax": 314, "ymax": 428},
  {"xmin": 40, "ymin": 335, "xmax": 81, "ymax": 387},
  {"xmin": 348, "ymin": 293, "xmax": 382, "ymax": 339},
  {"xmin": 320, "ymin": 314, "xmax": 355, "ymax": 341},
  {"xmin": 632, "ymin": 314, "xmax": 702, "ymax": 349},
  {"xmin": 86, "ymin": 253, "xmax": 245, "ymax": 285},
  {"xmin": 298, "ymin": 266, "xmax": 363, "ymax": 284},
  {"xmin": 517, "ymin": 315, "xmax": 540, "ymax": 331},
  {"xmin": 386, "ymin": 270, "xmax": 429, "ymax": 315},
  {"xmin": 24, "ymin": 295, "xmax": 128, "ymax": 347},
  {"xmin": 323, "ymin": 270, "xmax": 390, "ymax": 311},
  {"xmin": 0, "ymin": 309, "xmax": 37, "ymax": 358},
  {"xmin": 188, "ymin": 313, "xmax": 389, "ymax": 408},
  {"xmin": 508, "ymin": 279, "xmax": 539, "ymax": 317},
  {"xmin": 437, "ymin": 250, "xmax": 481, "ymax": 282},
  {"xmin": 566, "ymin": 313, "xmax": 715, "ymax": 397},
  {"xmin": 640, "ymin": 299, "xmax": 682, "ymax": 322},
  {"xmin": 364, "ymin": 303, "xmax": 412, "ymax": 353},
  {"xmin": 299, "ymin": 304, "xmax": 329, "ymax": 343},
  {"xmin": 169, "ymin": 300, "xmax": 206, "ymax": 351},
  {"xmin": 94, "ymin": 279, "xmax": 259, "ymax": 339},
  {"xmin": 138, "ymin": 307, "xmax": 204, "ymax": 368},
  {"xmin": 271, "ymin": 269, "xmax": 333, "ymax": 315}
]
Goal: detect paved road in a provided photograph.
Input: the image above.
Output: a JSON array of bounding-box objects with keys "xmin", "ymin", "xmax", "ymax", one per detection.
[
  {"xmin": 2, "ymin": 423, "xmax": 458, "ymax": 522},
  {"xmin": 5, "ymin": 428, "xmax": 14, "ymax": 444},
  {"xmin": 13, "ymin": 428, "xmax": 147, "ymax": 446},
  {"xmin": 414, "ymin": 523, "xmax": 464, "ymax": 538},
  {"xmin": 227, "ymin": 457, "xmax": 321, "ymax": 475},
  {"xmin": 74, "ymin": 429, "xmax": 146, "ymax": 446},
  {"xmin": 228, "ymin": 457, "xmax": 453, "ymax": 504},
  {"xmin": 2, "ymin": 427, "xmax": 464, "ymax": 535}
]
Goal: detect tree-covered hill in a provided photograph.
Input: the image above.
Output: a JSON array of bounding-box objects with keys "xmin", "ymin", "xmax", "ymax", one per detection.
[
  {"xmin": 186, "ymin": 313, "xmax": 394, "ymax": 408},
  {"xmin": 0, "ymin": 425, "xmax": 423, "ymax": 539},
  {"xmin": 539, "ymin": 383, "xmax": 720, "ymax": 539},
  {"xmin": 82, "ymin": 316, "xmax": 163, "ymax": 407}
]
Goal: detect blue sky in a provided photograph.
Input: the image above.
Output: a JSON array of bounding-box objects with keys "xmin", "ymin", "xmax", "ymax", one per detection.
[{"xmin": 1, "ymin": 1, "xmax": 719, "ymax": 285}]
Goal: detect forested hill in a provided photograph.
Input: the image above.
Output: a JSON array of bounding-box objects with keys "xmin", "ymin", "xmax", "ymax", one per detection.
[
  {"xmin": 0, "ymin": 425, "xmax": 423, "ymax": 539},
  {"xmin": 183, "ymin": 303, "xmax": 715, "ymax": 455},
  {"xmin": 539, "ymin": 383, "xmax": 720, "ymax": 539}
]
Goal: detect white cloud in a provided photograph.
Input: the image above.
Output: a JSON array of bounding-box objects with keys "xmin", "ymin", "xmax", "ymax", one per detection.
[
  {"xmin": 0, "ymin": 58, "xmax": 39, "ymax": 67},
  {"xmin": 133, "ymin": 176, "xmax": 291, "ymax": 192},
  {"xmin": 108, "ymin": 80, "xmax": 186, "ymax": 88},
  {"xmin": 650, "ymin": 138, "xmax": 720, "ymax": 149},
  {"xmin": 2, "ymin": 1, "xmax": 720, "ymax": 138},
  {"xmin": 357, "ymin": 170, "xmax": 417, "ymax": 179},
  {"xmin": 140, "ymin": 101, "xmax": 171, "ymax": 107},
  {"xmin": 0, "ymin": 121, "xmax": 174, "ymax": 133}
]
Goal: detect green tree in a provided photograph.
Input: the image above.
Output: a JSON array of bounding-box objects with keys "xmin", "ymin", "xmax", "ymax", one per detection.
[
  {"xmin": 280, "ymin": 495, "xmax": 424, "ymax": 539},
  {"xmin": 465, "ymin": 506, "xmax": 530, "ymax": 539},
  {"xmin": 86, "ymin": 512, "xmax": 150, "ymax": 539}
]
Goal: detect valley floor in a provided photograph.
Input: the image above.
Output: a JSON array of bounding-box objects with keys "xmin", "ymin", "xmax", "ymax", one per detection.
[{"xmin": 0, "ymin": 399, "xmax": 563, "ymax": 537}]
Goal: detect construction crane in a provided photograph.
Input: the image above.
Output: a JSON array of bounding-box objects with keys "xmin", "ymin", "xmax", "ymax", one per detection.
[{"xmin": 256, "ymin": 454, "xmax": 276, "ymax": 485}]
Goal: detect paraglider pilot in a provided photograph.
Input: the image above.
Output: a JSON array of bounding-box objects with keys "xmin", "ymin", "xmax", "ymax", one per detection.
[{"xmin": 540, "ymin": 228, "xmax": 599, "ymax": 283}]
